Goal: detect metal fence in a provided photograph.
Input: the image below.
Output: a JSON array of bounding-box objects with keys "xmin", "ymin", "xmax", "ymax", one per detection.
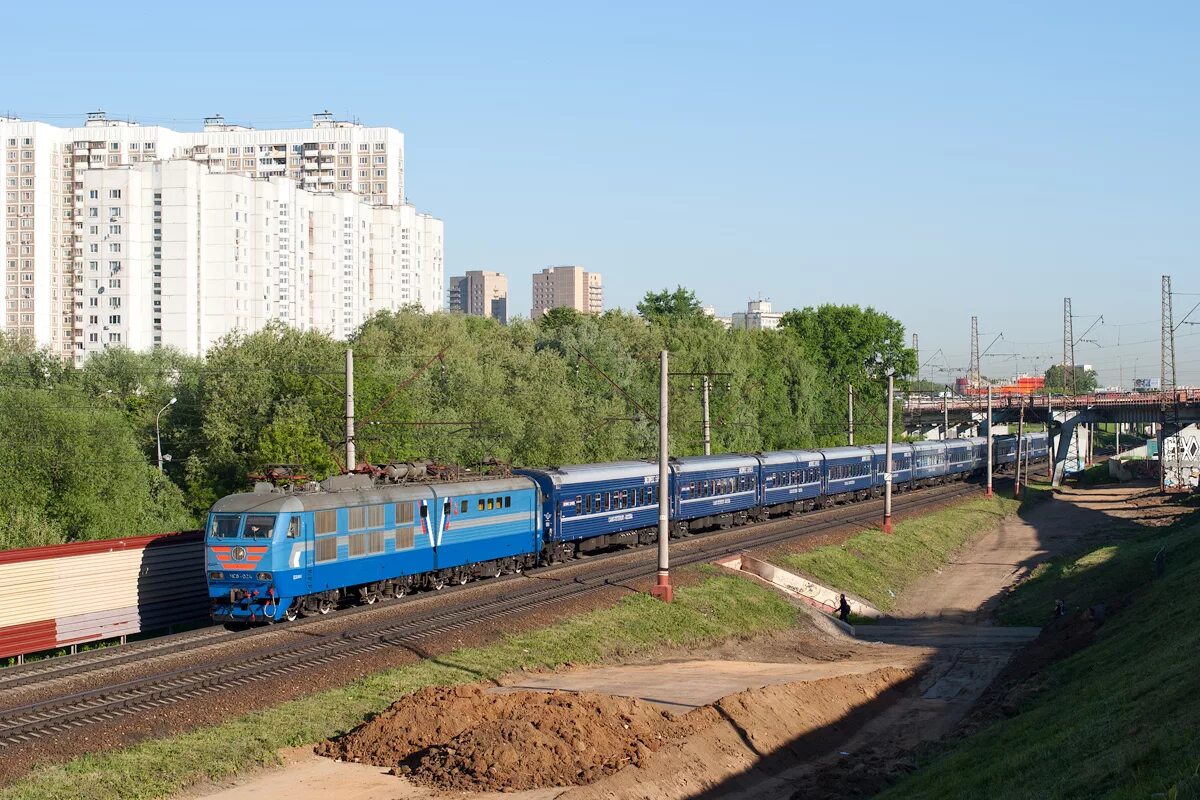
[{"xmin": 0, "ymin": 530, "xmax": 206, "ymax": 661}]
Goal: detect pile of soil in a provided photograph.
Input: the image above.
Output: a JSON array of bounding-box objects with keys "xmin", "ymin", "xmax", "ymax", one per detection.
[{"xmin": 316, "ymin": 683, "xmax": 678, "ymax": 792}]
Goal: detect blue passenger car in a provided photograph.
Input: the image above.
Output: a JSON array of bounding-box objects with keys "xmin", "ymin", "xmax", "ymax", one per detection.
[
  {"xmin": 994, "ymin": 435, "xmax": 1018, "ymax": 468},
  {"xmin": 819, "ymin": 446, "xmax": 875, "ymax": 501},
  {"xmin": 671, "ymin": 454, "xmax": 761, "ymax": 531},
  {"xmin": 516, "ymin": 461, "xmax": 660, "ymax": 559},
  {"xmin": 758, "ymin": 450, "xmax": 825, "ymax": 514},
  {"xmin": 868, "ymin": 443, "xmax": 913, "ymax": 492},
  {"xmin": 206, "ymin": 476, "xmax": 539, "ymax": 622},
  {"xmin": 945, "ymin": 439, "xmax": 974, "ymax": 478},
  {"xmin": 965, "ymin": 437, "xmax": 988, "ymax": 472},
  {"xmin": 911, "ymin": 441, "xmax": 948, "ymax": 485}
]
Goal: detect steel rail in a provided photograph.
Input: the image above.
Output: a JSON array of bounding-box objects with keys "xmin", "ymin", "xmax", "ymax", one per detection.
[{"xmin": 0, "ymin": 481, "xmax": 984, "ymax": 747}]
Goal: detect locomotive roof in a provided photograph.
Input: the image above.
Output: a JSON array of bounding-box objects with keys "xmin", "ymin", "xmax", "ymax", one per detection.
[{"xmin": 209, "ymin": 476, "xmax": 534, "ymax": 514}]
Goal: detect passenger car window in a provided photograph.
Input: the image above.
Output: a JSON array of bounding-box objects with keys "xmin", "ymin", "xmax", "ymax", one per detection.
[
  {"xmin": 461, "ymin": 500, "xmax": 468, "ymax": 514},
  {"xmin": 504, "ymin": 496, "xmax": 511, "ymax": 508}
]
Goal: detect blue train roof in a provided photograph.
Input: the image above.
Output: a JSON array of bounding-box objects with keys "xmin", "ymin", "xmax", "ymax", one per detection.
[
  {"xmin": 515, "ymin": 461, "xmax": 658, "ymax": 488},
  {"xmin": 910, "ymin": 441, "xmax": 948, "ymax": 452},
  {"xmin": 818, "ymin": 446, "xmax": 875, "ymax": 461},
  {"xmin": 670, "ymin": 454, "xmax": 760, "ymax": 474},
  {"xmin": 867, "ymin": 443, "xmax": 913, "ymax": 455},
  {"xmin": 758, "ymin": 450, "xmax": 824, "ymax": 466}
]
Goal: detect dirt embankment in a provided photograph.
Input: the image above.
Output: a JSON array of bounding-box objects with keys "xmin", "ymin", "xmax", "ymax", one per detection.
[
  {"xmin": 317, "ymin": 667, "xmax": 917, "ymax": 797},
  {"xmin": 315, "ymin": 683, "xmax": 680, "ymax": 792}
]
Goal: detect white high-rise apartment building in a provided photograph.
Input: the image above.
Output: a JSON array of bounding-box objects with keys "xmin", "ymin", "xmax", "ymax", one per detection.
[
  {"xmin": 76, "ymin": 161, "xmax": 443, "ymax": 358},
  {"xmin": 2, "ymin": 111, "xmax": 425, "ymax": 362}
]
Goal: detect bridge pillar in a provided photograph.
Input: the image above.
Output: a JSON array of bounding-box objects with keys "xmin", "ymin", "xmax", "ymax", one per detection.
[{"xmin": 1051, "ymin": 410, "xmax": 1094, "ymax": 487}]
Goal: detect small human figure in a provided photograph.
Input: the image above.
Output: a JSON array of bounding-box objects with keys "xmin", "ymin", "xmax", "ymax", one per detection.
[
  {"xmin": 1054, "ymin": 599, "xmax": 1065, "ymax": 618},
  {"xmin": 838, "ymin": 593, "xmax": 852, "ymax": 623}
]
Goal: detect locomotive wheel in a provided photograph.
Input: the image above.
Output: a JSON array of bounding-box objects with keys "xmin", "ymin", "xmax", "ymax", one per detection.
[
  {"xmin": 456, "ymin": 571, "xmax": 470, "ymax": 586},
  {"xmin": 362, "ymin": 591, "xmax": 379, "ymax": 605},
  {"xmin": 430, "ymin": 575, "xmax": 446, "ymax": 591},
  {"xmin": 317, "ymin": 598, "xmax": 334, "ymax": 615},
  {"xmin": 492, "ymin": 563, "xmax": 504, "ymax": 579},
  {"xmin": 394, "ymin": 583, "xmax": 409, "ymax": 597},
  {"xmin": 513, "ymin": 561, "xmax": 524, "ymax": 575},
  {"xmin": 283, "ymin": 603, "xmax": 300, "ymax": 622}
]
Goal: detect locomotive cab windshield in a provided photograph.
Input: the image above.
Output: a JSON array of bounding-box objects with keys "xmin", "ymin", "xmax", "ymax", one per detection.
[{"xmin": 207, "ymin": 513, "xmax": 279, "ymax": 540}]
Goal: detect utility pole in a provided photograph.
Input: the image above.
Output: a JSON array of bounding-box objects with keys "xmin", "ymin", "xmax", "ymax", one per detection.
[
  {"xmin": 847, "ymin": 384, "xmax": 855, "ymax": 445},
  {"xmin": 1014, "ymin": 406, "xmax": 1024, "ymax": 499},
  {"xmin": 650, "ymin": 350, "xmax": 673, "ymax": 603},
  {"xmin": 970, "ymin": 316, "xmax": 981, "ymax": 401},
  {"xmin": 912, "ymin": 333, "xmax": 919, "ymax": 386},
  {"xmin": 883, "ymin": 372, "xmax": 895, "ymax": 534},
  {"xmin": 1064, "ymin": 298, "xmax": 1076, "ymax": 397},
  {"xmin": 345, "ymin": 348, "xmax": 356, "ymax": 470},
  {"xmin": 985, "ymin": 386, "xmax": 993, "ymax": 497},
  {"xmin": 1161, "ymin": 275, "xmax": 1177, "ymax": 494},
  {"xmin": 1046, "ymin": 393, "xmax": 1055, "ymax": 481},
  {"xmin": 701, "ymin": 375, "xmax": 712, "ymax": 456}
]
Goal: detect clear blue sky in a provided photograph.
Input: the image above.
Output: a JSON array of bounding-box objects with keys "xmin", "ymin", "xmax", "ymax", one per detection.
[{"xmin": 5, "ymin": 1, "xmax": 1198, "ymax": 386}]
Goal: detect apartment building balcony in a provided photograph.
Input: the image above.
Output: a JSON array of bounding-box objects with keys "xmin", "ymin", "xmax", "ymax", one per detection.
[
  {"xmin": 320, "ymin": 148, "xmax": 335, "ymax": 157},
  {"xmin": 194, "ymin": 152, "xmax": 210, "ymax": 160},
  {"xmin": 303, "ymin": 148, "xmax": 319, "ymax": 156}
]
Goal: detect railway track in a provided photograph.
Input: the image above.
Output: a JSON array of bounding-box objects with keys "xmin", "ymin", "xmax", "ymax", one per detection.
[{"xmin": 0, "ymin": 481, "xmax": 982, "ymax": 747}]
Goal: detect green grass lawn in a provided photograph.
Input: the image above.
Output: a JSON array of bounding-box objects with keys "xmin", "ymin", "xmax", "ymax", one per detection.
[
  {"xmin": 880, "ymin": 507, "xmax": 1200, "ymax": 799},
  {"xmin": 0, "ymin": 571, "xmax": 796, "ymax": 800},
  {"xmin": 778, "ymin": 494, "xmax": 1019, "ymax": 610}
]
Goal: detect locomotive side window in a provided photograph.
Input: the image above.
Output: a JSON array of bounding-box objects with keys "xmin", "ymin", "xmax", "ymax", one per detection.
[
  {"xmin": 368, "ymin": 531, "xmax": 384, "ymax": 554},
  {"xmin": 348, "ymin": 507, "xmax": 366, "ymax": 530},
  {"xmin": 368, "ymin": 505, "xmax": 385, "ymax": 528},
  {"xmin": 287, "ymin": 517, "xmax": 300, "ymax": 539},
  {"xmin": 315, "ymin": 510, "xmax": 337, "ymax": 535},
  {"xmin": 396, "ymin": 528, "xmax": 415, "ymax": 549},
  {"xmin": 244, "ymin": 515, "xmax": 275, "ymax": 539},
  {"xmin": 349, "ymin": 533, "xmax": 367, "ymax": 557},
  {"xmin": 397, "ymin": 503, "xmax": 415, "ymax": 525},
  {"xmin": 315, "ymin": 537, "xmax": 337, "ymax": 562}
]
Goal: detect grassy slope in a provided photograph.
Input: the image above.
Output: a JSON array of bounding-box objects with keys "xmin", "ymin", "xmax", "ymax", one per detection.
[
  {"xmin": 882, "ymin": 508, "xmax": 1200, "ymax": 799},
  {"xmin": 1, "ymin": 571, "xmax": 795, "ymax": 800},
  {"xmin": 778, "ymin": 494, "xmax": 1019, "ymax": 610}
]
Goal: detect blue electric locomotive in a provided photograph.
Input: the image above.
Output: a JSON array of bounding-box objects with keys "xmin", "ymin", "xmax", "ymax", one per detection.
[{"xmin": 207, "ymin": 474, "xmax": 539, "ymax": 622}]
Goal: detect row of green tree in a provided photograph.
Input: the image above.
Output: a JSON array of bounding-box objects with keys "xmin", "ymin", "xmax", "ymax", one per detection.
[{"xmin": 0, "ymin": 289, "xmax": 915, "ymax": 550}]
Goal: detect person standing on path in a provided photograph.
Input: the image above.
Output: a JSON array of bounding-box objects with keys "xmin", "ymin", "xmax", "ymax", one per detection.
[{"xmin": 838, "ymin": 593, "xmax": 852, "ymax": 623}]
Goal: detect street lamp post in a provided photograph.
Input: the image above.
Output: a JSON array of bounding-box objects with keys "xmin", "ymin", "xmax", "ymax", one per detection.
[{"xmin": 156, "ymin": 397, "xmax": 177, "ymax": 472}]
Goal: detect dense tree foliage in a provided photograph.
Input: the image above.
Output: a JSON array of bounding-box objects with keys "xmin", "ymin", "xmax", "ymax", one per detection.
[
  {"xmin": 1043, "ymin": 364, "xmax": 1099, "ymax": 394},
  {"xmin": 0, "ymin": 297, "xmax": 916, "ymax": 550},
  {"xmin": 636, "ymin": 286, "xmax": 708, "ymax": 323}
]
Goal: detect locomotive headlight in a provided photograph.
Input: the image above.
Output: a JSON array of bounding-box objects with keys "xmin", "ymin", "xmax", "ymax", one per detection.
[
  {"xmin": 256, "ymin": 572, "xmax": 272, "ymax": 581},
  {"xmin": 209, "ymin": 571, "xmax": 223, "ymax": 580}
]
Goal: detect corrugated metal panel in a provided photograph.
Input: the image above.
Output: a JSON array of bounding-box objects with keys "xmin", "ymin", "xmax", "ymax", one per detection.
[{"xmin": 0, "ymin": 531, "xmax": 207, "ymax": 660}]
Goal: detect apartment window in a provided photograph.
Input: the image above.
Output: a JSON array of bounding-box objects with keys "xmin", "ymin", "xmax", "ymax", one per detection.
[
  {"xmin": 374, "ymin": 143, "xmax": 385, "ymax": 151},
  {"xmin": 130, "ymin": 142, "xmax": 140, "ymax": 150},
  {"xmin": 374, "ymin": 169, "xmax": 385, "ymax": 177},
  {"xmin": 108, "ymin": 189, "xmax": 121, "ymax": 199},
  {"xmin": 109, "ymin": 143, "xmax": 120, "ymax": 151},
  {"xmin": 108, "ymin": 208, "xmax": 121, "ymax": 217},
  {"xmin": 108, "ymin": 278, "xmax": 121, "ymax": 288},
  {"xmin": 88, "ymin": 208, "xmax": 98, "ymax": 217},
  {"xmin": 108, "ymin": 332, "xmax": 121, "ymax": 343},
  {"xmin": 108, "ymin": 297, "xmax": 120, "ymax": 308},
  {"xmin": 373, "ymin": 155, "xmax": 385, "ymax": 164},
  {"xmin": 358, "ymin": 143, "xmax": 368, "ymax": 151},
  {"xmin": 109, "ymin": 314, "xmax": 121, "ymax": 324},
  {"xmin": 109, "ymin": 261, "xmax": 120, "ymax": 270},
  {"xmin": 88, "ymin": 190, "xmax": 98, "ymax": 199},
  {"xmin": 88, "ymin": 297, "xmax": 98, "ymax": 307},
  {"xmin": 109, "ymin": 225, "xmax": 121, "ymax": 234},
  {"xmin": 88, "ymin": 332, "xmax": 98, "ymax": 343},
  {"xmin": 88, "ymin": 314, "xmax": 98, "ymax": 324}
]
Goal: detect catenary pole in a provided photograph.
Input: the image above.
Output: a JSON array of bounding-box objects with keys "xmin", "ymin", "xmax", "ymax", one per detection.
[
  {"xmin": 651, "ymin": 350, "xmax": 673, "ymax": 602},
  {"xmin": 883, "ymin": 373, "xmax": 895, "ymax": 534},
  {"xmin": 1014, "ymin": 405, "xmax": 1024, "ymax": 499},
  {"xmin": 346, "ymin": 348, "xmax": 356, "ymax": 470},
  {"xmin": 985, "ymin": 386, "xmax": 993, "ymax": 497},
  {"xmin": 848, "ymin": 384, "xmax": 855, "ymax": 445},
  {"xmin": 702, "ymin": 375, "xmax": 712, "ymax": 456}
]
